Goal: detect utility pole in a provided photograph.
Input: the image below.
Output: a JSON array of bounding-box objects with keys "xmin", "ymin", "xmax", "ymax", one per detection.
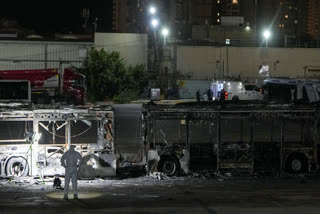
[{"xmin": 93, "ymin": 17, "xmax": 98, "ymax": 32}]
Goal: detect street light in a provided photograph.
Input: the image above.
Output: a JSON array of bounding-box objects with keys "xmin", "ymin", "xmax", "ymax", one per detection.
[
  {"xmin": 162, "ymin": 27, "xmax": 169, "ymax": 46},
  {"xmin": 263, "ymin": 30, "xmax": 271, "ymax": 47},
  {"xmin": 151, "ymin": 19, "xmax": 159, "ymax": 29},
  {"xmin": 149, "ymin": 6, "xmax": 156, "ymax": 15}
]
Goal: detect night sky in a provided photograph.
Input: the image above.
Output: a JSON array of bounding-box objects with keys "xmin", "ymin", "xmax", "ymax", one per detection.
[{"xmin": 0, "ymin": 1, "xmax": 113, "ymax": 35}]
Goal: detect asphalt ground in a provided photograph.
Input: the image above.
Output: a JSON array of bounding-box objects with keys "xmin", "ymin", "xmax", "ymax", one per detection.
[{"xmin": 1, "ymin": 174, "xmax": 320, "ymax": 214}]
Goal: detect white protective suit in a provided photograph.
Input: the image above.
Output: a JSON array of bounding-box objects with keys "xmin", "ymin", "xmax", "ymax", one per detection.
[{"xmin": 61, "ymin": 145, "xmax": 83, "ymax": 196}]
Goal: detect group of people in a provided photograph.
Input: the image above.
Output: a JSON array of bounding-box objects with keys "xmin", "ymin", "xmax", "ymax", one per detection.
[
  {"xmin": 196, "ymin": 88, "xmax": 213, "ymax": 102},
  {"xmin": 196, "ymin": 87, "xmax": 225, "ymax": 102}
]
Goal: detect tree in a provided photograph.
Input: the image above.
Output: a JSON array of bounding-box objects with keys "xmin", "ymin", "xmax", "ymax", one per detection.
[
  {"xmin": 113, "ymin": 64, "xmax": 150, "ymax": 103},
  {"xmin": 80, "ymin": 48, "xmax": 149, "ymax": 103}
]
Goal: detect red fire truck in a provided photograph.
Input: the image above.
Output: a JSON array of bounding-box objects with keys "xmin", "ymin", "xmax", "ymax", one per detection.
[{"xmin": 0, "ymin": 68, "xmax": 86, "ymax": 104}]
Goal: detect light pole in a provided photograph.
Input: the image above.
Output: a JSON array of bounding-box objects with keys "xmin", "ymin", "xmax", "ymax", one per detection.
[
  {"xmin": 263, "ymin": 30, "xmax": 271, "ymax": 48},
  {"xmin": 162, "ymin": 28, "xmax": 169, "ymax": 46},
  {"xmin": 151, "ymin": 18, "xmax": 159, "ymax": 74},
  {"xmin": 151, "ymin": 19, "xmax": 159, "ymax": 39}
]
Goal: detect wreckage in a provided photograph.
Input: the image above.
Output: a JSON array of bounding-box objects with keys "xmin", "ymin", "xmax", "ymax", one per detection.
[
  {"xmin": 1, "ymin": 77, "xmax": 320, "ymax": 178},
  {"xmin": 0, "ymin": 103, "xmax": 116, "ymax": 178},
  {"xmin": 0, "ymin": 79, "xmax": 117, "ymax": 178},
  {"xmin": 142, "ymin": 78, "xmax": 320, "ymax": 176},
  {"xmin": 142, "ymin": 101, "xmax": 320, "ymax": 176},
  {"xmin": 2, "ymin": 100, "xmax": 318, "ymax": 178}
]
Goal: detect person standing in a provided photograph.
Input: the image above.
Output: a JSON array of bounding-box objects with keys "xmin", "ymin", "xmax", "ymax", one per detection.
[
  {"xmin": 220, "ymin": 88, "xmax": 226, "ymax": 101},
  {"xmin": 207, "ymin": 87, "xmax": 212, "ymax": 101},
  {"xmin": 61, "ymin": 145, "xmax": 83, "ymax": 200},
  {"xmin": 196, "ymin": 89, "xmax": 201, "ymax": 102}
]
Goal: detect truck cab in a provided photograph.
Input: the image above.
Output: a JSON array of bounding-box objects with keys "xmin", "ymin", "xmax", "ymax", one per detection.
[
  {"xmin": 0, "ymin": 68, "xmax": 86, "ymax": 105},
  {"xmin": 62, "ymin": 68, "xmax": 86, "ymax": 105}
]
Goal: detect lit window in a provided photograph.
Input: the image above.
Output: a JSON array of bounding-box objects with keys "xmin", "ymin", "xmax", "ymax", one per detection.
[
  {"xmin": 285, "ymin": 15, "xmax": 288, "ymax": 18},
  {"xmin": 232, "ymin": 0, "xmax": 238, "ymax": 4}
]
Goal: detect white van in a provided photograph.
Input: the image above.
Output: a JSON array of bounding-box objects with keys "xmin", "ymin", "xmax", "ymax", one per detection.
[{"xmin": 210, "ymin": 81, "xmax": 263, "ymax": 101}]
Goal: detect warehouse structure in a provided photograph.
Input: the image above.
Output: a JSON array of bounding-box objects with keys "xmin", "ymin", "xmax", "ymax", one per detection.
[{"xmin": 0, "ymin": 33, "xmax": 319, "ymax": 87}]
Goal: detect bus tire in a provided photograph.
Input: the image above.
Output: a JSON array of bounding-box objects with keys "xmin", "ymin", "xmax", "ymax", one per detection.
[
  {"xmin": 157, "ymin": 156, "xmax": 180, "ymax": 176},
  {"xmin": 285, "ymin": 154, "xmax": 308, "ymax": 173},
  {"xmin": 6, "ymin": 157, "xmax": 29, "ymax": 177}
]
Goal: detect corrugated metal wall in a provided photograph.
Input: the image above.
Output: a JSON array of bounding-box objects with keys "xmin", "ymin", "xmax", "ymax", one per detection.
[
  {"xmin": 1, "ymin": 39, "xmax": 319, "ymax": 84},
  {"xmin": 177, "ymin": 46, "xmax": 320, "ymax": 82},
  {"xmin": 0, "ymin": 40, "xmax": 93, "ymax": 70}
]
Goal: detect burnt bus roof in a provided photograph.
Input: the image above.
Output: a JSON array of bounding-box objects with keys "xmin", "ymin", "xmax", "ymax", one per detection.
[
  {"xmin": 263, "ymin": 78, "xmax": 298, "ymax": 86},
  {"xmin": 264, "ymin": 78, "xmax": 320, "ymax": 86},
  {"xmin": 142, "ymin": 100, "xmax": 317, "ymax": 112}
]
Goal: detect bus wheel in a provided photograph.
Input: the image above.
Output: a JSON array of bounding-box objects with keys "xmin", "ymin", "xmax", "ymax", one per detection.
[
  {"xmin": 158, "ymin": 156, "xmax": 180, "ymax": 176},
  {"xmin": 285, "ymin": 154, "xmax": 308, "ymax": 173},
  {"xmin": 6, "ymin": 157, "xmax": 29, "ymax": 177}
]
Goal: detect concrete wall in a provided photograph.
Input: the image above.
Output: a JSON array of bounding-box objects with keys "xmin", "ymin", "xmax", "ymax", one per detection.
[
  {"xmin": 192, "ymin": 25, "xmax": 256, "ymax": 46},
  {"xmin": 94, "ymin": 33, "xmax": 148, "ymax": 67},
  {"xmin": 178, "ymin": 80, "xmax": 212, "ymax": 99},
  {"xmin": 177, "ymin": 46, "xmax": 320, "ymax": 83},
  {"xmin": 0, "ymin": 40, "xmax": 93, "ymax": 70}
]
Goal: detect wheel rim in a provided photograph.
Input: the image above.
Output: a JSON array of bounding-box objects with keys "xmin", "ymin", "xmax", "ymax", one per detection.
[
  {"xmin": 291, "ymin": 159, "xmax": 302, "ymax": 172},
  {"xmin": 162, "ymin": 160, "xmax": 176, "ymax": 175},
  {"xmin": 10, "ymin": 162, "xmax": 25, "ymax": 176}
]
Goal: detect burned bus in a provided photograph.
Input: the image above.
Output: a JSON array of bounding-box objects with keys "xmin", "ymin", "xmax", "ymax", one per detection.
[
  {"xmin": 142, "ymin": 101, "xmax": 319, "ymax": 175},
  {"xmin": 0, "ymin": 105, "xmax": 115, "ymax": 178}
]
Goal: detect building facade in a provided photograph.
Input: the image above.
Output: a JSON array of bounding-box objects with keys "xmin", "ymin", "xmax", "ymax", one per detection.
[
  {"xmin": 307, "ymin": 0, "xmax": 320, "ymax": 40},
  {"xmin": 112, "ymin": 0, "xmax": 320, "ymax": 45}
]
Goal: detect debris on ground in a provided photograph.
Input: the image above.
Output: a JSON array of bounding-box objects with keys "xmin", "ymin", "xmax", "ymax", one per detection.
[
  {"xmin": 191, "ymin": 170, "xmax": 219, "ymax": 179},
  {"xmin": 149, "ymin": 172, "xmax": 170, "ymax": 180},
  {"xmin": 116, "ymin": 164, "xmax": 146, "ymax": 179}
]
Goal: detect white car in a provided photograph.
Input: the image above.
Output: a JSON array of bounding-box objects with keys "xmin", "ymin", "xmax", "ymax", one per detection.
[{"xmin": 211, "ymin": 81, "xmax": 263, "ymax": 101}]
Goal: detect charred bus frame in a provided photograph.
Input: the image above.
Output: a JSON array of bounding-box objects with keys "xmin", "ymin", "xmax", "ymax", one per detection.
[
  {"xmin": 0, "ymin": 105, "xmax": 115, "ymax": 178},
  {"xmin": 142, "ymin": 102, "xmax": 319, "ymax": 175}
]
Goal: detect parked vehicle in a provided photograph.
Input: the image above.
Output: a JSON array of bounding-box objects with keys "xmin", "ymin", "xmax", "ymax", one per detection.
[
  {"xmin": 0, "ymin": 105, "xmax": 115, "ymax": 178},
  {"xmin": 263, "ymin": 78, "xmax": 320, "ymax": 104},
  {"xmin": 0, "ymin": 68, "xmax": 86, "ymax": 104},
  {"xmin": 141, "ymin": 101, "xmax": 320, "ymax": 176},
  {"xmin": 0, "ymin": 79, "xmax": 115, "ymax": 178},
  {"xmin": 210, "ymin": 81, "xmax": 263, "ymax": 101}
]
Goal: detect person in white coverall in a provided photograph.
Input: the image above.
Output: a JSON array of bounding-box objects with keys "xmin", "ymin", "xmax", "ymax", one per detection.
[{"xmin": 61, "ymin": 145, "xmax": 83, "ymax": 200}]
